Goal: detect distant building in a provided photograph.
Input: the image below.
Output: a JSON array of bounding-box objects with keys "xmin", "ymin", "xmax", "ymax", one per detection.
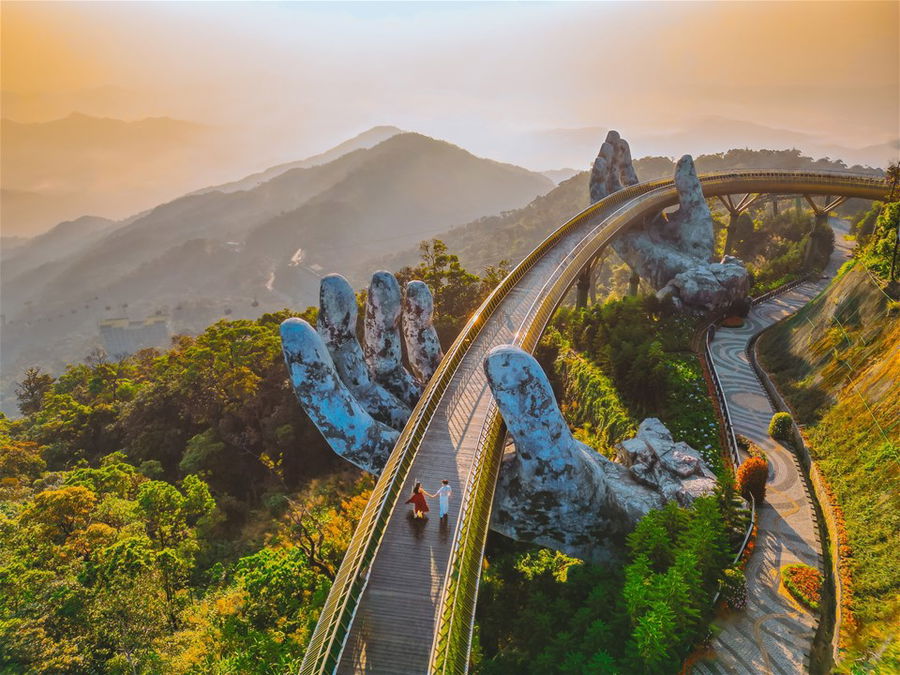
[{"xmin": 99, "ymin": 316, "xmax": 170, "ymax": 359}]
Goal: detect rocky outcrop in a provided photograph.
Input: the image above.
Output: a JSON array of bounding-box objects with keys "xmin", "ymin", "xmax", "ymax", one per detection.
[
  {"xmin": 485, "ymin": 345, "xmax": 717, "ymax": 562},
  {"xmin": 364, "ymin": 271, "xmax": 423, "ymax": 409},
  {"xmin": 317, "ymin": 274, "xmax": 410, "ymax": 430},
  {"xmin": 616, "ymin": 418, "xmax": 717, "ymax": 506},
  {"xmin": 590, "ymin": 134, "xmax": 751, "ymax": 313},
  {"xmin": 281, "ymin": 318, "xmax": 398, "ymax": 474},
  {"xmin": 402, "ymin": 280, "xmax": 443, "ymax": 383}
]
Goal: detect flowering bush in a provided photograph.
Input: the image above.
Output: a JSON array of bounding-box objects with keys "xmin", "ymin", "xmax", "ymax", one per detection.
[
  {"xmin": 721, "ymin": 565, "xmax": 747, "ymax": 610},
  {"xmin": 782, "ymin": 563, "xmax": 822, "ymax": 611},
  {"xmin": 768, "ymin": 411, "xmax": 793, "ymax": 441},
  {"xmin": 736, "ymin": 456, "xmax": 768, "ymax": 503}
]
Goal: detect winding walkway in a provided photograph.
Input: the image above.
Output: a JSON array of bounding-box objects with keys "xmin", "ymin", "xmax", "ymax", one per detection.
[{"xmin": 696, "ymin": 219, "xmax": 851, "ymax": 674}]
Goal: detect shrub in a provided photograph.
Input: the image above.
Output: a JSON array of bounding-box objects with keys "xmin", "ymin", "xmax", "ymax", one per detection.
[
  {"xmin": 736, "ymin": 456, "xmax": 768, "ymax": 503},
  {"xmin": 768, "ymin": 411, "xmax": 793, "ymax": 441},
  {"xmin": 721, "ymin": 565, "xmax": 747, "ymax": 610},
  {"xmin": 782, "ymin": 563, "xmax": 822, "ymax": 611}
]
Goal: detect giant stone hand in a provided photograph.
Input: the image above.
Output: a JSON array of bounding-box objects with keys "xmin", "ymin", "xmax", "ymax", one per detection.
[
  {"xmin": 484, "ymin": 345, "xmax": 717, "ymax": 562},
  {"xmin": 281, "ymin": 270, "xmax": 442, "ymax": 474},
  {"xmin": 591, "ymin": 132, "xmax": 750, "ymax": 312}
]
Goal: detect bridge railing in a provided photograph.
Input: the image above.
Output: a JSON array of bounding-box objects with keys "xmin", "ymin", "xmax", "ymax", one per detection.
[{"xmin": 299, "ymin": 170, "xmax": 888, "ymax": 675}]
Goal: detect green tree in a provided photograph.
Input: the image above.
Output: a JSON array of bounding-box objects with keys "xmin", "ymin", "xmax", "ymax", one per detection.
[
  {"xmin": 15, "ymin": 366, "xmax": 55, "ymax": 416},
  {"xmin": 398, "ymin": 239, "xmax": 485, "ymax": 342}
]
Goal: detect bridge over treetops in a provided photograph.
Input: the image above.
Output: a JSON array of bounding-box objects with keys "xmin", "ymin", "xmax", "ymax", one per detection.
[{"xmin": 297, "ymin": 170, "xmax": 890, "ymax": 674}]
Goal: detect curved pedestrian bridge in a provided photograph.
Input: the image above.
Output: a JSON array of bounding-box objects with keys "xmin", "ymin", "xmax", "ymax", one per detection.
[{"xmin": 300, "ymin": 171, "xmax": 888, "ymax": 674}]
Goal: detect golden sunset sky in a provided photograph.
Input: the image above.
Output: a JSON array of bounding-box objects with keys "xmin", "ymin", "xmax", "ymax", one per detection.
[{"xmin": 2, "ymin": 1, "xmax": 898, "ymax": 172}]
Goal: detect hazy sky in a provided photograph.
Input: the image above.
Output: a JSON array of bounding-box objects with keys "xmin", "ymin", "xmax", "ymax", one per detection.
[{"xmin": 3, "ymin": 1, "xmax": 898, "ymax": 170}]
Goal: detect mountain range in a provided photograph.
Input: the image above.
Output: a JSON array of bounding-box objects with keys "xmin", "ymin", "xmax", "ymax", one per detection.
[
  {"xmin": 1, "ymin": 121, "xmax": 890, "ymax": 416},
  {"xmin": 0, "ymin": 131, "xmax": 554, "ymax": 414},
  {"xmin": 1, "ymin": 113, "xmax": 232, "ymax": 236}
]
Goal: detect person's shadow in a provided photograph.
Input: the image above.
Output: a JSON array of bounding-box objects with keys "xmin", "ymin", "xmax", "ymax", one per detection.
[
  {"xmin": 438, "ymin": 515, "xmax": 450, "ymax": 544},
  {"xmin": 407, "ymin": 512, "xmax": 429, "ymax": 540}
]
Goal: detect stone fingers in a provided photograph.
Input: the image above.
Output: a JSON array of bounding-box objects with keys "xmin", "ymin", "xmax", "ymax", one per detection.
[
  {"xmin": 402, "ymin": 280, "xmax": 443, "ymax": 384},
  {"xmin": 280, "ymin": 318, "xmax": 398, "ymax": 474},
  {"xmin": 365, "ymin": 270, "xmax": 423, "ymax": 408},
  {"xmin": 317, "ymin": 273, "xmax": 411, "ymax": 430}
]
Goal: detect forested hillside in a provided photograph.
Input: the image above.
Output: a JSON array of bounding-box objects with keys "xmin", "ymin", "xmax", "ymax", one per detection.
[
  {"xmin": 758, "ymin": 201, "xmax": 899, "ymax": 671},
  {"xmin": 1, "ymin": 133, "xmax": 552, "ymax": 417}
]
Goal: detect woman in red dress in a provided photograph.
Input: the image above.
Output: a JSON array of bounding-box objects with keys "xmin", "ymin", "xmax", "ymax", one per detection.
[{"xmin": 405, "ymin": 482, "xmax": 431, "ymax": 518}]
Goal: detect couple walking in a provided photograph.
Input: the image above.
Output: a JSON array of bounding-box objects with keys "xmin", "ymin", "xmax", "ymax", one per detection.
[{"xmin": 406, "ymin": 480, "xmax": 451, "ymax": 520}]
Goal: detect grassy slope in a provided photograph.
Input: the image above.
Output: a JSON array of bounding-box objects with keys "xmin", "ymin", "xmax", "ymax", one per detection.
[{"xmin": 758, "ymin": 262, "xmax": 899, "ymax": 668}]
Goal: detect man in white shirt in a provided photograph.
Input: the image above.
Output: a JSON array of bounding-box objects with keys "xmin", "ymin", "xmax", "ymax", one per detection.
[{"xmin": 436, "ymin": 480, "xmax": 452, "ymax": 519}]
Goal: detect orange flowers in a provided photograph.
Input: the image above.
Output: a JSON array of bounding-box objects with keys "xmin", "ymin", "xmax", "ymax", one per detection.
[
  {"xmin": 737, "ymin": 456, "xmax": 768, "ymax": 502},
  {"xmin": 782, "ymin": 563, "xmax": 822, "ymax": 611}
]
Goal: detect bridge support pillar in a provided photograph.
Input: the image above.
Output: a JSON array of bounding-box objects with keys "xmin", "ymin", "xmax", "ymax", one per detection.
[
  {"xmin": 717, "ymin": 193, "xmax": 761, "ymax": 256},
  {"xmin": 576, "ymin": 260, "xmax": 596, "ymax": 309},
  {"xmin": 801, "ymin": 194, "xmax": 847, "ymax": 266},
  {"xmin": 628, "ymin": 269, "xmax": 640, "ymax": 296},
  {"xmin": 723, "ymin": 212, "xmax": 740, "ymax": 256},
  {"xmin": 772, "ymin": 199, "xmax": 779, "ymax": 217}
]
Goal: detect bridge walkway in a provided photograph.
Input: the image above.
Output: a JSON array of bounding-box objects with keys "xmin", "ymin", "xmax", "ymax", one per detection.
[{"xmin": 337, "ymin": 217, "xmax": 612, "ymax": 673}]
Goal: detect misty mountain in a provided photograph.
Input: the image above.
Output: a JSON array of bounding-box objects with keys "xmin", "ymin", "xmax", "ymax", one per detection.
[
  {"xmin": 376, "ymin": 147, "xmax": 883, "ymax": 277},
  {"xmin": 479, "ymin": 117, "xmax": 898, "ymax": 171},
  {"xmin": 542, "ymin": 168, "xmax": 580, "ymax": 184},
  {"xmin": 0, "ymin": 132, "xmax": 553, "ymax": 414},
  {"xmin": 192, "ymin": 125, "xmax": 404, "ymax": 195},
  {"xmin": 246, "ymin": 133, "xmax": 555, "ymax": 292},
  {"xmin": 1, "ymin": 216, "xmax": 118, "ymax": 272},
  {"xmin": 0, "ymin": 114, "xmax": 231, "ymax": 236}
]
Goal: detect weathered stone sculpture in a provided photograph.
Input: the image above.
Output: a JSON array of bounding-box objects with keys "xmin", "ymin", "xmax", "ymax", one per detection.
[
  {"xmin": 281, "ymin": 318, "xmax": 398, "ymax": 474},
  {"xmin": 364, "ymin": 271, "xmax": 423, "ymax": 409},
  {"xmin": 282, "ymin": 270, "xmax": 442, "ymax": 473},
  {"xmin": 317, "ymin": 274, "xmax": 410, "ymax": 430},
  {"xmin": 402, "ymin": 280, "xmax": 443, "ymax": 383},
  {"xmin": 590, "ymin": 130, "xmax": 640, "ymax": 202},
  {"xmin": 485, "ymin": 345, "xmax": 716, "ymax": 562},
  {"xmin": 615, "ymin": 418, "xmax": 718, "ymax": 506},
  {"xmin": 590, "ymin": 133, "xmax": 751, "ymax": 312}
]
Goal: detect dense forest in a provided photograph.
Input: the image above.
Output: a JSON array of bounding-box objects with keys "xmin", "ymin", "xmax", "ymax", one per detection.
[{"xmin": 472, "ymin": 291, "xmax": 750, "ymax": 672}]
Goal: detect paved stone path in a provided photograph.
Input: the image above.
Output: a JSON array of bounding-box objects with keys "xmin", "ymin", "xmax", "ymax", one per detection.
[{"xmin": 694, "ymin": 220, "xmax": 851, "ymax": 674}]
